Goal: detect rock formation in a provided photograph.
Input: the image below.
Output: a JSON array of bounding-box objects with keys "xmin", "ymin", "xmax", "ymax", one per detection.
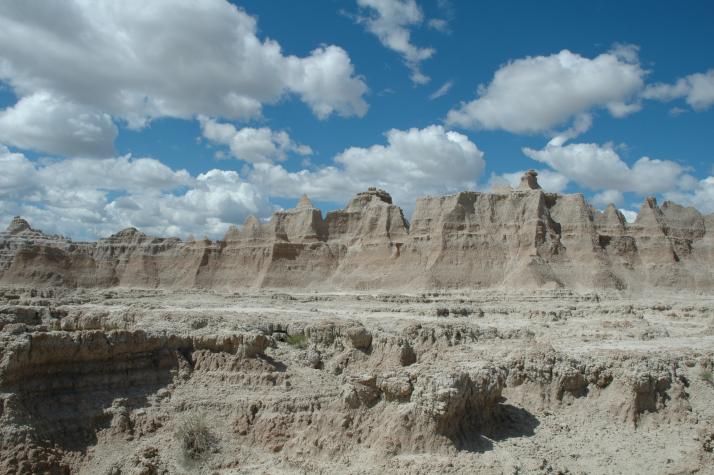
[
  {"xmin": 1, "ymin": 172, "xmax": 713, "ymax": 290},
  {"xmin": 518, "ymin": 169, "xmax": 541, "ymax": 190},
  {"xmin": 0, "ymin": 287, "xmax": 710, "ymax": 473},
  {"xmin": 0, "ymin": 217, "xmax": 79, "ymax": 277}
]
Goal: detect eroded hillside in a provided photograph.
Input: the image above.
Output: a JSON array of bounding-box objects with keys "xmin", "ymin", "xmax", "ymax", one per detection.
[{"xmin": 0, "ymin": 287, "xmax": 712, "ymax": 474}]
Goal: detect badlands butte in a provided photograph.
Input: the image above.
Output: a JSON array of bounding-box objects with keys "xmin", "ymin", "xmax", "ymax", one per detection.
[
  {"xmin": 0, "ymin": 170, "xmax": 712, "ymax": 474},
  {"xmin": 1, "ymin": 170, "xmax": 714, "ymax": 291}
]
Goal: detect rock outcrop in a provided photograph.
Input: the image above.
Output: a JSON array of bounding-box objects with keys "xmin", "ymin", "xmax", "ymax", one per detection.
[
  {"xmin": 0, "ymin": 286, "xmax": 711, "ymax": 473},
  {"xmin": 518, "ymin": 169, "xmax": 541, "ymax": 190},
  {"xmin": 0, "ymin": 217, "xmax": 80, "ymax": 278},
  {"xmin": 1, "ymin": 173, "xmax": 713, "ymax": 290}
]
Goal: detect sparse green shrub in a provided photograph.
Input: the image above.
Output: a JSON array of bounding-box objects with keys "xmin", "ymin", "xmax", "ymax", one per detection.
[
  {"xmin": 700, "ymin": 367, "xmax": 713, "ymax": 385},
  {"xmin": 175, "ymin": 412, "xmax": 215, "ymax": 462},
  {"xmin": 287, "ymin": 333, "xmax": 309, "ymax": 349},
  {"xmin": 174, "ymin": 413, "xmax": 216, "ymax": 461},
  {"xmin": 435, "ymin": 308, "xmax": 449, "ymax": 317}
]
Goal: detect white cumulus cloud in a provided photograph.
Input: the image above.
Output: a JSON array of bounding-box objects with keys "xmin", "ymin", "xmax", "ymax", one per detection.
[
  {"xmin": 0, "ymin": 125, "xmax": 486, "ymax": 237},
  {"xmin": 200, "ymin": 117, "xmax": 312, "ymax": 164},
  {"xmin": 643, "ymin": 69, "xmax": 714, "ymax": 111},
  {"xmin": 0, "ymin": 0, "xmax": 368, "ymax": 139},
  {"xmin": 0, "ymin": 91, "xmax": 117, "ymax": 157},
  {"xmin": 592, "ymin": 189, "xmax": 625, "ymax": 207},
  {"xmin": 490, "ymin": 169, "xmax": 570, "ymax": 193},
  {"xmin": 105, "ymin": 169, "xmax": 272, "ymax": 238},
  {"xmin": 618, "ymin": 209, "xmax": 638, "ymax": 223},
  {"xmin": 446, "ymin": 47, "xmax": 645, "ymax": 134},
  {"xmin": 522, "ymin": 141, "xmax": 688, "ymax": 196},
  {"xmin": 663, "ymin": 176, "xmax": 714, "ymax": 214},
  {"xmin": 249, "ymin": 125, "xmax": 485, "ymax": 209},
  {"xmin": 0, "ymin": 145, "xmax": 42, "ymax": 200},
  {"xmin": 0, "ymin": 147, "xmax": 270, "ymax": 239}
]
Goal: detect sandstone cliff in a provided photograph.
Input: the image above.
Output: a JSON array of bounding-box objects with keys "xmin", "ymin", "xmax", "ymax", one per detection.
[{"xmin": 1, "ymin": 174, "xmax": 712, "ymax": 290}]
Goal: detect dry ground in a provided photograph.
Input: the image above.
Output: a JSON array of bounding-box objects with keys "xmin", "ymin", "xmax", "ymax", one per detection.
[{"xmin": 0, "ymin": 287, "xmax": 713, "ymax": 474}]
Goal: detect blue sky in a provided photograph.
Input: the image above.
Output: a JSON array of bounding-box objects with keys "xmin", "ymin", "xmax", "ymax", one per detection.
[{"xmin": 0, "ymin": 0, "xmax": 712, "ymax": 239}]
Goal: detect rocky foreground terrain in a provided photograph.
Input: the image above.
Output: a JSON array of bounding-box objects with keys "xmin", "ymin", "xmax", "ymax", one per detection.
[
  {"xmin": 0, "ymin": 287, "xmax": 712, "ymax": 474},
  {"xmin": 0, "ymin": 172, "xmax": 713, "ymax": 474}
]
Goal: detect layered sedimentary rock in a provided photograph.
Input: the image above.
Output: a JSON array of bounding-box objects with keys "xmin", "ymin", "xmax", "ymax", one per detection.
[
  {"xmin": 1, "ymin": 288, "xmax": 709, "ymax": 474},
  {"xmin": 0, "ymin": 217, "xmax": 77, "ymax": 275},
  {"xmin": 1, "ymin": 174, "xmax": 713, "ymax": 290}
]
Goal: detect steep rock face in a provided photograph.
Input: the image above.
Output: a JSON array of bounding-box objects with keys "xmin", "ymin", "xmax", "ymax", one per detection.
[
  {"xmin": 546, "ymin": 194, "xmax": 641, "ymax": 290},
  {"xmin": 0, "ymin": 218, "xmax": 75, "ymax": 275},
  {"xmin": 405, "ymin": 189, "xmax": 564, "ymax": 288},
  {"xmin": 696, "ymin": 214, "xmax": 714, "ymax": 273},
  {"xmin": 658, "ymin": 202, "xmax": 712, "ymax": 289},
  {"xmin": 198, "ymin": 217, "xmax": 271, "ymax": 289},
  {"xmin": 546, "ymin": 193, "xmax": 602, "ymax": 288},
  {"xmin": 196, "ymin": 198, "xmax": 336, "ymax": 289},
  {"xmin": 1, "ymin": 172, "xmax": 712, "ymax": 290},
  {"xmin": 327, "ymin": 188, "xmax": 409, "ymax": 289},
  {"xmin": 260, "ymin": 197, "xmax": 336, "ymax": 289},
  {"xmin": 92, "ymin": 228, "xmax": 187, "ymax": 288},
  {"xmin": 594, "ymin": 205, "xmax": 627, "ymax": 236},
  {"xmin": 626, "ymin": 198, "xmax": 709, "ymax": 288},
  {"xmin": 272, "ymin": 195, "xmax": 327, "ymax": 243},
  {"xmin": 326, "ymin": 188, "xmax": 408, "ymax": 245},
  {"xmin": 0, "ymin": 218, "xmax": 94, "ymax": 287},
  {"xmin": 1, "ymin": 225, "xmax": 191, "ymax": 289},
  {"xmin": 590, "ymin": 205, "xmax": 639, "ymax": 289}
]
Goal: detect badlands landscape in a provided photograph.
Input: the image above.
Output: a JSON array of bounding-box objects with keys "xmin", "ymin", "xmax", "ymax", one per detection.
[{"xmin": 0, "ymin": 172, "xmax": 713, "ymax": 474}]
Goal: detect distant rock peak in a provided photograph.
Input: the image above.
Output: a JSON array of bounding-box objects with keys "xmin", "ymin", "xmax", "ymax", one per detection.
[
  {"xmin": 244, "ymin": 215, "xmax": 260, "ymax": 227},
  {"xmin": 297, "ymin": 194, "xmax": 315, "ymax": 209},
  {"xmin": 109, "ymin": 227, "xmax": 145, "ymax": 239},
  {"xmin": 6, "ymin": 216, "xmax": 32, "ymax": 234},
  {"xmin": 349, "ymin": 187, "xmax": 393, "ymax": 207},
  {"xmin": 518, "ymin": 170, "xmax": 541, "ymax": 190}
]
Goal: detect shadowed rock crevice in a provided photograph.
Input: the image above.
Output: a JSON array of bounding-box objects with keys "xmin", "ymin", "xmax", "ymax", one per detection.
[{"xmin": 449, "ymin": 403, "xmax": 540, "ymax": 452}]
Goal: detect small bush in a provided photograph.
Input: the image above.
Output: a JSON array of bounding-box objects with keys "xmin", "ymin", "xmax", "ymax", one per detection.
[
  {"xmin": 435, "ymin": 308, "xmax": 449, "ymax": 317},
  {"xmin": 451, "ymin": 307, "xmax": 472, "ymax": 317},
  {"xmin": 287, "ymin": 333, "xmax": 309, "ymax": 349},
  {"xmin": 175, "ymin": 413, "xmax": 215, "ymax": 462},
  {"xmin": 190, "ymin": 318, "xmax": 208, "ymax": 330},
  {"xmin": 700, "ymin": 367, "xmax": 713, "ymax": 385}
]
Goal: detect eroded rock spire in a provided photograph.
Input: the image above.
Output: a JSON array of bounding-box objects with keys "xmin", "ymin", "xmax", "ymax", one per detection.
[
  {"xmin": 6, "ymin": 216, "xmax": 31, "ymax": 234},
  {"xmin": 297, "ymin": 194, "xmax": 314, "ymax": 209},
  {"xmin": 518, "ymin": 170, "xmax": 541, "ymax": 190}
]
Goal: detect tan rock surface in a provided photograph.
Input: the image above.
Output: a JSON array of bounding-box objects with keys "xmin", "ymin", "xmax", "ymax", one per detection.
[
  {"xmin": 0, "ymin": 287, "xmax": 711, "ymax": 474},
  {"xmin": 1, "ymin": 173, "xmax": 712, "ymax": 291},
  {"xmin": 0, "ymin": 174, "xmax": 713, "ymax": 473}
]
